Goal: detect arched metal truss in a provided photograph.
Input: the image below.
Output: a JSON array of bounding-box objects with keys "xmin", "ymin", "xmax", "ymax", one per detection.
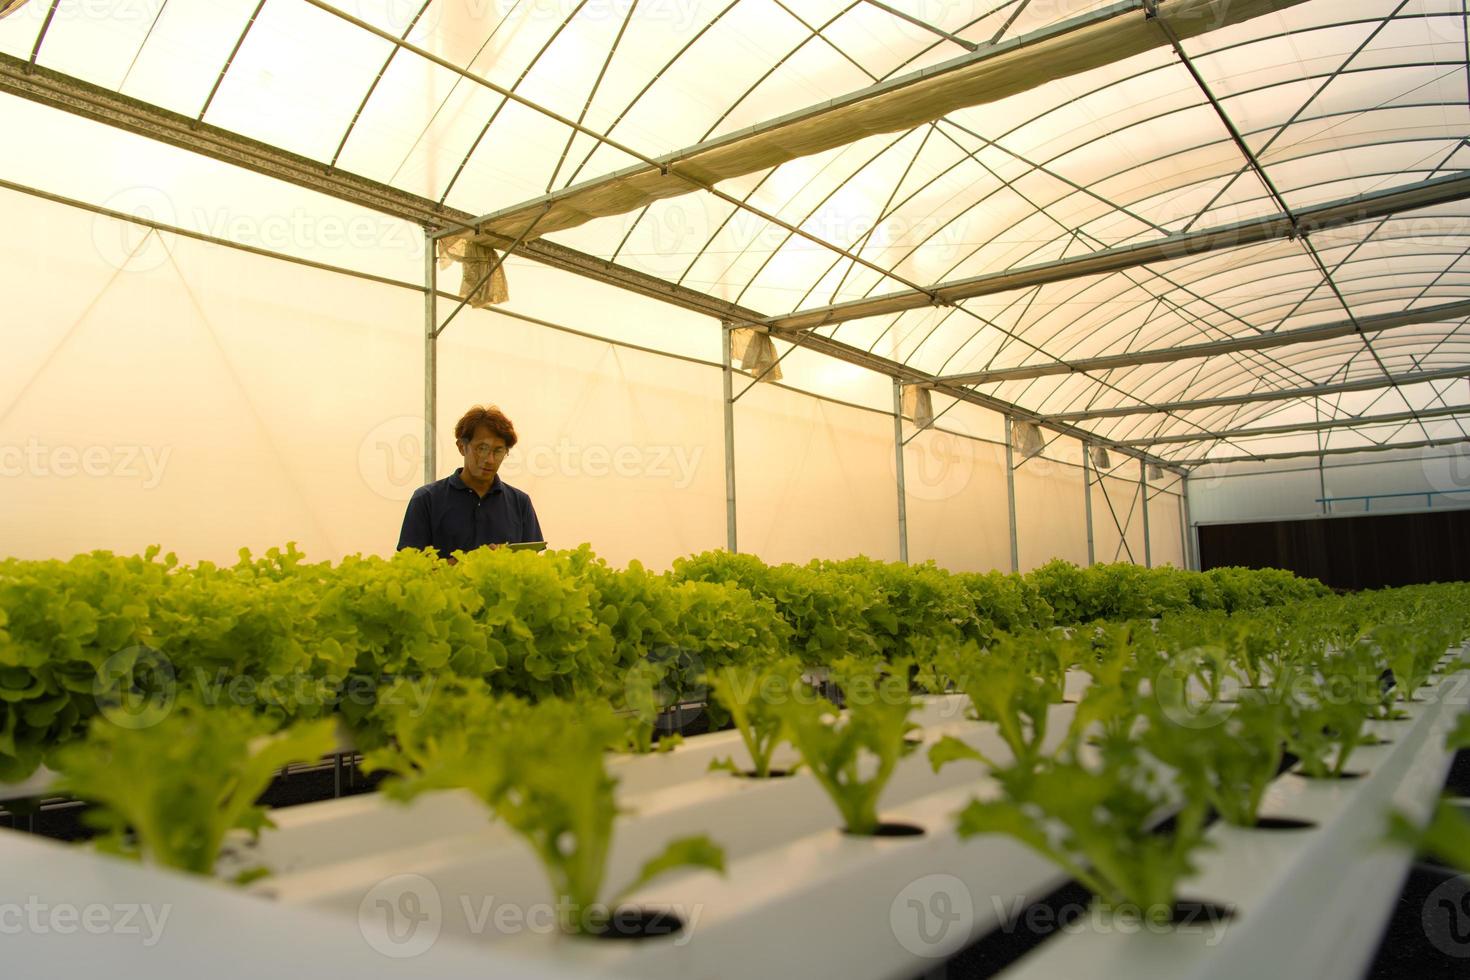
[{"xmin": 1, "ymin": 0, "xmax": 1468, "ymax": 475}]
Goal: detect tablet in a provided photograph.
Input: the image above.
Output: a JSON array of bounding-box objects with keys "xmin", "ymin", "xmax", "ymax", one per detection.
[{"xmin": 505, "ymin": 540, "xmax": 548, "ymax": 552}]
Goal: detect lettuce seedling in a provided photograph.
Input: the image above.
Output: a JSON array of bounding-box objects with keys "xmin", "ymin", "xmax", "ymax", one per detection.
[
  {"xmin": 371, "ymin": 688, "xmax": 723, "ymax": 935},
  {"xmin": 1285, "ymin": 671, "xmax": 1373, "ymax": 779},
  {"xmin": 1386, "ymin": 714, "xmax": 1470, "ymax": 872},
  {"xmin": 53, "ymin": 701, "xmax": 336, "ymax": 879},
  {"xmin": 1376, "ymin": 623, "xmax": 1441, "ymax": 703},
  {"xmin": 775, "ymin": 661, "xmax": 920, "ymax": 834},
  {"xmin": 928, "ymin": 640, "xmax": 1055, "ymax": 774},
  {"xmin": 706, "ymin": 658, "xmax": 802, "ymax": 778},
  {"xmin": 1140, "ymin": 693, "xmax": 1287, "ymax": 827},
  {"xmin": 612, "ymin": 658, "xmax": 683, "ymax": 755},
  {"xmin": 1387, "ymin": 802, "xmax": 1470, "ymax": 873},
  {"xmin": 1065, "ymin": 633, "xmax": 1147, "ymax": 755},
  {"xmin": 956, "ymin": 744, "xmax": 1211, "ymax": 921},
  {"xmin": 905, "ymin": 635, "xmax": 967, "ymax": 695}
]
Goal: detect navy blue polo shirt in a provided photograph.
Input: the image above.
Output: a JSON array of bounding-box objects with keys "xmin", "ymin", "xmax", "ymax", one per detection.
[{"xmin": 396, "ymin": 468, "xmax": 544, "ymax": 559}]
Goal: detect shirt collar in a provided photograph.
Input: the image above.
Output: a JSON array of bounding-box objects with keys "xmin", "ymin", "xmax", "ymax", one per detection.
[{"xmin": 449, "ymin": 468, "xmax": 503, "ymax": 495}]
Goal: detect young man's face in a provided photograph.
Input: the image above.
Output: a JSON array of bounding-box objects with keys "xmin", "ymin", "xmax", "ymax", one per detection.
[{"xmin": 459, "ymin": 426, "xmax": 509, "ymax": 482}]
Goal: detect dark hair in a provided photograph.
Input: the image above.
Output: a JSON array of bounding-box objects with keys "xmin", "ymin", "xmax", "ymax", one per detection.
[{"xmin": 454, "ymin": 405, "xmax": 518, "ymax": 449}]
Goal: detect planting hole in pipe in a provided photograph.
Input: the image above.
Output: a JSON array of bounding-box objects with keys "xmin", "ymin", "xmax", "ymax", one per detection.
[
  {"xmin": 1088, "ymin": 898, "xmax": 1237, "ymax": 931},
  {"xmin": 732, "ymin": 768, "xmax": 795, "ymax": 779},
  {"xmin": 584, "ymin": 907, "xmax": 685, "ymax": 940},
  {"xmin": 1162, "ymin": 898, "xmax": 1237, "ymax": 928},
  {"xmin": 1244, "ymin": 816, "xmax": 1318, "ymax": 831},
  {"xmin": 1292, "ymin": 769, "xmax": 1368, "ymax": 780},
  {"xmin": 843, "ymin": 822, "xmax": 926, "ymax": 838}
]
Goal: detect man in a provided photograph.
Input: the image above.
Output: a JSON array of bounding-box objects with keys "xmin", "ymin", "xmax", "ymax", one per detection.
[{"xmin": 396, "ymin": 405, "xmax": 544, "ymax": 561}]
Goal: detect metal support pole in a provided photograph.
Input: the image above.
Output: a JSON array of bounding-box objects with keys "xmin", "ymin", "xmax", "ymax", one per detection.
[
  {"xmin": 1082, "ymin": 443, "xmax": 1095, "ymax": 567},
  {"xmin": 1140, "ymin": 459, "xmax": 1152, "ymax": 569},
  {"xmin": 423, "ymin": 231, "xmax": 438, "ymax": 484},
  {"xmin": 721, "ymin": 322, "xmax": 737, "ymax": 553},
  {"xmin": 893, "ymin": 379, "xmax": 909, "ymax": 564},
  {"xmin": 1182, "ymin": 477, "xmax": 1197, "ymax": 571},
  {"xmin": 1315, "ymin": 398, "xmax": 1328, "ymax": 516},
  {"xmin": 1318, "ymin": 455, "xmax": 1329, "ymax": 516},
  {"xmin": 1004, "ymin": 416, "xmax": 1019, "ymax": 573},
  {"xmin": 1177, "ymin": 480, "xmax": 1190, "ymax": 571}
]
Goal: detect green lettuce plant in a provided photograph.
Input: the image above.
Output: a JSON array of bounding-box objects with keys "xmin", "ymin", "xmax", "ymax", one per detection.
[
  {"xmin": 774, "ymin": 661, "xmax": 920, "ymax": 834},
  {"xmin": 706, "ymin": 658, "xmax": 802, "ymax": 778},
  {"xmin": 53, "ymin": 701, "xmax": 336, "ymax": 879},
  {"xmin": 928, "ymin": 639, "xmax": 1056, "ymax": 774},
  {"xmin": 369, "ymin": 686, "xmax": 724, "ymax": 935},
  {"xmin": 1286, "ymin": 670, "xmax": 1374, "ymax": 779},
  {"xmin": 1140, "ymin": 693, "xmax": 1288, "ymax": 828},
  {"xmin": 1386, "ymin": 714, "xmax": 1470, "ymax": 872},
  {"xmin": 955, "ymin": 740, "xmax": 1212, "ymax": 922}
]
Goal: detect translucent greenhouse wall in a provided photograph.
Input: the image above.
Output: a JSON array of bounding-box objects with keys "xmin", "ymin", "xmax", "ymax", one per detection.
[
  {"xmin": 903, "ymin": 428, "xmax": 1014, "ymax": 574},
  {"xmin": 1189, "ymin": 446, "xmax": 1470, "ymax": 526},
  {"xmin": 0, "ymin": 141, "xmax": 1182, "ymax": 573}
]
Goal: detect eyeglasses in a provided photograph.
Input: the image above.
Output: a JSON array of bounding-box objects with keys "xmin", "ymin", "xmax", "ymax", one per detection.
[{"xmin": 468, "ymin": 444, "xmax": 509, "ymax": 460}]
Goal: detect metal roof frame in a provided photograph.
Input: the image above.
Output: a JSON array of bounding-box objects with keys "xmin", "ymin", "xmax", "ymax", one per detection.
[
  {"xmin": 764, "ymin": 172, "xmax": 1470, "ymax": 332},
  {"xmin": 937, "ymin": 298, "xmax": 1470, "ymax": 386},
  {"xmin": 1048, "ymin": 365, "xmax": 1470, "ymax": 423},
  {"xmin": 0, "ymin": 49, "xmax": 1190, "ymax": 474},
  {"xmin": 4, "ymin": 0, "xmax": 1468, "ymax": 475},
  {"xmin": 1115, "ymin": 404, "xmax": 1470, "ymax": 447}
]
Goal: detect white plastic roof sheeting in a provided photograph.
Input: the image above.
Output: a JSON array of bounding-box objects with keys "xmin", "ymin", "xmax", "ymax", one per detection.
[{"xmin": 0, "ymin": 0, "xmax": 1468, "ymax": 469}]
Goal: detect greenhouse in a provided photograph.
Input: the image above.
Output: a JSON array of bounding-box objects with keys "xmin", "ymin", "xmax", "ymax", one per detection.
[{"xmin": 2, "ymin": 0, "xmax": 1470, "ymax": 977}]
